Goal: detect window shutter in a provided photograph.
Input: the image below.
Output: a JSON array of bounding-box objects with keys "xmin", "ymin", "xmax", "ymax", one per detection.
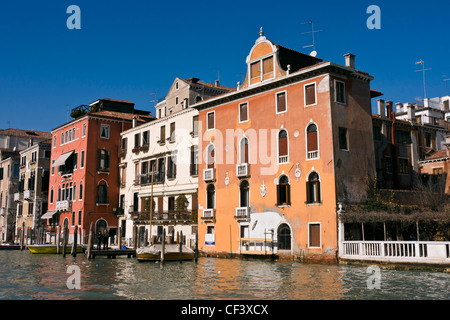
[
  {"xmin": 279, "ymin": 134, "xmax": 288, "ymax": 157},
  {"xmin": 307, "ymin": 130, "xmax": 318, "ymax": 152},
  {"xmin": 277, "ymin": 92, "xmax": 286, "ymax": 112},
  {"xmin": 251, "ymin": 61, "xmax": 261, "ymax": 79},
  {"xmin": 240, "ymin": 103, "xmax": 248, "ymax": 122},
  {"xmin": 192, "ymin": 194, "xmax": 198, "ymax": 210},
  {"xmin": 263, "ymin": 57, "xmax": 273, "ymax": 74},
  {"xmin": 158, "ymin": 197, "xmax": 163, "ymax": 211},
  {"xmin": 207, "ymin": 113, "xmax": 214, "ymax": 129},
  {"xmin": 286, "ymin": 184, "xmax": 291, "ymax": 206},
  {"xmin": 306, "ymin": 181, "xmax": 311, "ymax": 204},
  {"xmin": 305, "ymin": 84, "xmax": 316, "ymax": 105},
  {"xmin": 309, "ymin": 224, "xmax": 320, "ymax": 247},
  {"xmin": 276, "ymin": 184, "xmax": 281, "ymax": 206}
]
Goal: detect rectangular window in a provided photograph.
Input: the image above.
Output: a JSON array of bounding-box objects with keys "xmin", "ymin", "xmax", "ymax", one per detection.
[
  {"xmin": 305, "ymin": 83, "xmax": 316, "ymax": 106},
  {"xmin": 192, "ymin": 115, "xmax": 199, "ymax": 137},
  {"xmin": 51, "ymin": 160, "xmax": 55, "ymax": 175},
  {"xmin": 394, "ymin": 130, "xmax": 411, "ymax": 145},
  {"xmin": 134, "ymin": 133, "xmax": 140, "ymax": 148},
  {"xmin": 385, "ymin": 156, "xmax": 393, "ymax": 174},
  {"xmin": 121, "ymin": 137, "xmax": 127, "ymax": 154},
  {"xmin": 78, "ymin": 210, "xmax": 82, "ymax": 225},
  {"xmin": 79, "ymin": 184, "xmax": 83, "ymax": 200},
  {"xmin": 190, "ymin": 146, "xmax": 198, "ymax": 176},
  {"xmin": 98, "ymin": 150, "xmax": 110, "ymax": 170},
  {"xmin": 309, "ymin": 223, "xmax": 321, "ymax": 248},
  {"xmin": 170, "ymin": 122, "xmax": 175, "ymax": 142},
  {"xmin": 80, "ymin": 150, "xmax": 85, "ymax": 169},
  {"xmin": 61, "ymin": 132, "xmax": 64, "ymax": 145},
  {"xmin": 335, "ymin": 80, "xmax": 346, "ymax": 104},
  {"xmin": 250, "ymin": 61, "xmax": 261, "ymax": 81},
  {"xmin": 53, "ymin": 135, "xmax": 57, "ymax": 148},
  {"xmin": 72, "ymin": 212, "xmax": 75, "ymax": 226},
  {"xmin": 276, "ymin": 92, "xmax": 287, "ymax": 113},
  {"xmin": 263, "ymin": 57, "xmax": 273, "ymax": 75},
  {"xmin": 142, "ymin": 131, "xmax": 149, "ymax": 146},
  {"xmin": 239, "ymin": 103, "xmax": 248, "ymax": 122},
  {"xmin": 444, "ymin": 100, "xmax": 449, "ymax": 111},
  {"xmin": 100, "ymin": 124, "xmax": 110, "ymax": 139},
  {"xmin": 339, "ymin": 127, "xmax": 348, "ymax": 150},
  {"xmin": 425, "ymin": 132, "xmax": 432, "ymax": 148},
  {"xmin": 399, "ymin": 158, "xmax": 409, "ymax": 174},
  {"xmin": 207, "ymin": 112, "xmax": 215, "ymax": 130},
  {"xmin": 167, "ymin": 154, "xmax": 177, "ymax": 179},
  {"xmin": 159, "ymin": 126, "xmax": 166, "ymax": 144},
  {"xmin": 373, "ymin": 126, "xmax": 382, "ymax": 141},
  {"xmin": 73, "ymin": 152, "xmax": 78, "ymax": 170},
  {"xmin": 168, "ymin": 196, "xmax": 175, "ymax": 211},
  {"xmin": 50, "ymin": 189, "xmax": 54, "ymax": 204},
  {"xmin": 82, "ymin": 123, "xmax": 86, "ymax": 137}
]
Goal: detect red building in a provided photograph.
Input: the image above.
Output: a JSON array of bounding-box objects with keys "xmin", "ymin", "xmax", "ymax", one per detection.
[{"xmin": 44, "ymin": 99, "xmax": 153, "ymax": 244}]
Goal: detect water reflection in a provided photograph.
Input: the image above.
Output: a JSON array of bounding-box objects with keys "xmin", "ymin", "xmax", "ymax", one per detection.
[{"xmin": 0, "ymin": 251, "xmax": 449, "ymax": 300}]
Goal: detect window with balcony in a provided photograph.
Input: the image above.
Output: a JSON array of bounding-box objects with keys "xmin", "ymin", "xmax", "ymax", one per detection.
[
  {"xmin": 142, "ymin": 131, "xmax": 149, "ymax": 148},
  {"xmin": 306, "ymin": 172, "xmax": 321, "ymax": 204},
  {"xmin": 306, "ymin": 123, "xmax": 319, "ymax": 159},
  {"xmin": 134, "ymin": 133, "xmax": 140, "ymax": 151},
  {"xmin": 98, "ymin": 149, "xmax": 110, "ymax": 172},
  {"xmin": 278, "ymin": 129, "xmax": 289, "ymax": 164},
  {"xmin": 277, "ymin": 175, "xmax": 290, "ymax": 206}
]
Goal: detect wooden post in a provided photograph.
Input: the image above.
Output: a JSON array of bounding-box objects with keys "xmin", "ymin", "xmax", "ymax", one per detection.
[
  {"xmin": 179, "ymin": 230, "xmax": 183, "ymax": 263},
  {"xmin": 20, "ymin": 222, "xmax": 25, "ymax": 251},
  {"xmin": 195, "ymin": 231, "xmax": 198, "ymax": 263},
  {"xmin": 56, "ymin": 226, "xmax": 60, "ymax": 254},
  {"xmin": 161, "ymin": 228, "xmax": 165, "ymax": 264},
  {"xmin": 133, "ymin": 225, "xmax": 137, "ymax": 250},
  {"xmin": 62, "ymin": 226, "xmax": 68, "ymax": 257},
  {"xmin": 72, "ymin": 225, "xmax": 78, "ymax": 257},
  {"xmin": 230, "ymin": 224, "xmax": 232, "ymax": 258},
  {"xmin": 86, "ymin": 222, "xmax": 93, "ymax": 259},
  {"xmin": 149, "ymin": 162, "xmax": 154, "ymax": 245},
  {"xmin": 118, "ymin": 226, "xmax": 122, "ymax": 249}
]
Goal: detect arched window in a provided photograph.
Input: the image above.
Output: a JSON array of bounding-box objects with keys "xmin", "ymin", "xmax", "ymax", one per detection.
[
  {"xmin": 306, "ymin": 123, "xmax": 319, "ymax": 159},
  {"xmin": 195, "ymin": 96, "xmax": 202, "ymax": 104},
  {"xmin": 97, "ymin": 181, "xmax": 108, "ymax": 204},
  {"xmin": 277, "ymin": 223, "xmax": 291, "ymax": 250},
  {"xmin": 239, "ymin": 180, "xmax": 250, "ymax": 207},
  {"xmin": 207, "ymin": 144, "xmax": 215, "ymax": 169},
  {"xmin": 307, "ymin": 172, "xmax": 321, "ymax": 204},
  {"xmin": 240, "ymin": 137, "xmax": 249, "ymax": 164},
  {"xmin": 206, "ymin": 184, "xmax": 215, "ymax": 209},
  {"xmin": 277, "ymin": 175, "xmax": 290, "ymax": 206},
  {"xmin": 278, "ymin": 129, "xmax": 288, "ymax": 163}
]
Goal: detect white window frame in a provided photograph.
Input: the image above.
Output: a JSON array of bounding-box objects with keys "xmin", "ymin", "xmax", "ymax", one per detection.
[
  {"xmin": 304, "ymin": 82, "xmax": 317, "ymax": 107},
  {"xmin": 80, "ymin": 150, "xmax": 85, "ymax": 169},
  {"xmin": 239, "ymin": 102, "xmax": 249, "ymax": 123},
  {"xmin": 100, "ymin": 124, "xmax": 110, "ymax": 140},
  {"xmin": 275, "ymin": 90, "xmax": 288, "ymax": 114},
  {"xmin": 207, "ymin": 111, "xmax": 215, "ymax": 131},
  {"xmin": 307, "ymin": 222, "xmax": 322, "ymax": 249},
  {"xmin": 277, "ymin": 128, "xmax": 289, "ymax": 165},
  {"xmin": 82, "ymin": 123, "xmax": 87, "ymax": 137},
  {"xmin": 305, "ymin": 120, "xmax": 320, "ymax": 161}
]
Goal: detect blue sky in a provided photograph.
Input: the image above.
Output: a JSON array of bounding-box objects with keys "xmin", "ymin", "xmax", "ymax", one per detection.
[{"xmin": 0, "ymin": 0, "xmax": 449, "ymax": 132}]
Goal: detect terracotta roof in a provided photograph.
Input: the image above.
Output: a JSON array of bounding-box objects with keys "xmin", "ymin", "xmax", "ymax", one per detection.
[
  {"xmin": 424, "ymin": 149, "xmax": 448, "ymax": 161},
  {"xmin": 0, "ymin": 128, "xmax": 51, "ymax": 140},
  {"xmin": 181, "ymin": 78, "xmax": 235, "ymax": 91},
  {"xmin": 89, "ymin": 110, "xmax": 155, "ymax": 122}
]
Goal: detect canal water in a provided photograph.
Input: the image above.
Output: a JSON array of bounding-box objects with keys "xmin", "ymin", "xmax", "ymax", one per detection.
[{"xmin": 0, "ymin": 250, "xmax": 449, "ymax": 300}]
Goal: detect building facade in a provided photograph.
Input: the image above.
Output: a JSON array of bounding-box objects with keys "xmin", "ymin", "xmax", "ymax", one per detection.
[
  {"xmin": 14, "ymin": 141, "xmax": 51, "ymax": 244},
  {"xmin": 44, "ymin": 99, "xmax": 153, "ymax": 244},
  {"xmin": 0, "ymin": 156, "xmax": 20, "ymax": 242},
  {"xmin": 194, "ymin": 31, "xmax": 376, "ymax": 263}
]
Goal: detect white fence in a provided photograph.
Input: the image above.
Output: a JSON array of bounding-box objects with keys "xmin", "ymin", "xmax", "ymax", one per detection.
[{"xmin": 340, "ymin": 241, "xmax": 450, "ymax": 265}]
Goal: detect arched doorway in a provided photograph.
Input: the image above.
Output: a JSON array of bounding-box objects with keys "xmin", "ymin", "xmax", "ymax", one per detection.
[
  {"xmin": 277, "ymin": 223, "xmax": 291, "ymax": 250},
  {"xmin": 96, "ymin": 219, "xmax": 107, "ymax": 235}
]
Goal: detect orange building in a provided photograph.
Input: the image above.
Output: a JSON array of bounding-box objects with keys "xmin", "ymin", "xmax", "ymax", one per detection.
[
  {"xmin": 194, "ymin": 30, "xmax": 376, "ymax": 263},
  {"xmin": 44, "ymin": 99, "xmax": 153, "ymax": 244}
]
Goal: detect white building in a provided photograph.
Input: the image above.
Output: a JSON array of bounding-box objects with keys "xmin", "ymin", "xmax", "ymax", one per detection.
[{"xmin": 119, "ymin": 107, "xmax": 200, "ymax": 248}]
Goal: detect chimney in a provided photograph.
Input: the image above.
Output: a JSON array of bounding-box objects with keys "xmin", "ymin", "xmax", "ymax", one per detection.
[
  {"xmin": 386, "ymin": 101, "xmax": 393, "ymax": 119},
  {"xmin": 215, "ymin": 80, "xmax": 220, "ymax": 87},
  {"xmin": 344, "ymin": 53, "xmax": 356, "ymax": 69},
  {"xmin": 377, "ymin": 99, "xmax": 385, "ymax": 118},
  {"xmin": 407, "ymin": 104, "xmax": 416, "ymax": 122},
  {"xmin": 132, "ymin": 116, "xmax": 137, "ymax": 128}
]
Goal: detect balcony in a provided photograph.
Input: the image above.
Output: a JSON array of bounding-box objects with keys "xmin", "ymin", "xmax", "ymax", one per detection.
[
  {"xmin": 14, "ymin": 193, "xmax": 23, "ymax": 202},
  {"xmin": 236, "ymin": 163, "xmax": 250, "ymax": 178},
  {"xmin": 24, "ymin": 190, "xmax": 34, "ymax": 200},
  {"xmin": 131, "ymin": 210, "xmax": 198, "ymax": 224},
  {"xmin": 56, "ymin": 200, "xmax": 72, "ymax": 212},
  {"xmin": 278, "ymin": 155, "xmax": 289, "ymax": 164},
  {"xmin": 307, "ymin": 150, "xmax": 319, "ymax": 160},
  {"xmin": 136, "ymin": 172, "xmax": 165, "ymax": 185},
  {"xmin": 203, "ymin": 168, "xmax": 215, "ymax": 182},
  {"xmin": 201, "ymin": 208, "xmax": 215, "ymax": 222},
  {"xmin": 235, "ymin": 207, "xmax": 250, "ymax": 221}
]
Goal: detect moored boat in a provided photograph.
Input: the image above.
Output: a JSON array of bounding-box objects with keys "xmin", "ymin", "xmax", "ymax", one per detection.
[
  {"xmin": 0, "ymin": 243, "xmax": 22, "ymax": 250},
  {"xmin": 136, "ymin": 244, "xmax": 195, "ymax": 262},
  {"xmin": 27, "ymin": 244, "xmax": 85, "ymax": 254}
]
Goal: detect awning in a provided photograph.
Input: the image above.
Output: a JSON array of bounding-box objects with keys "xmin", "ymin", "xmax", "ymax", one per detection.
[
  {"xmin": 41, "ymin": 210, "xmax": 57, "ymax": 220},
  {"xmin": 52, "ymin": 151, "xmax": 74, "ymax": 167}
]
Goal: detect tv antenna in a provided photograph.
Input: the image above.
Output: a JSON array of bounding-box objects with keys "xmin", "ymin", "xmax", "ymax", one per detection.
[
  {"xmin": 301, "ymin": 20, "xmax": 323, "ymax": 56},
  {"xmin": 66, "ymin": 104, "xmax": 70, "ymax": 122},
  {"xmin": 414, "ymin": 59, "xmax": 431, "ymax": 99},
  {"xmin": 214, "ymin": 70, "xmax": 220, "ymax": 83},
  {"xmin": 443, "ymin": 75, "xmax": 450, "ymax": 95}
]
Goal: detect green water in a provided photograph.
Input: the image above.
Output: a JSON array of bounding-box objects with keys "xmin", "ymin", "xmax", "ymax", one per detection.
[{"xmin": 0, "ymin": 250, "xmax": 448, "ymax": 300}]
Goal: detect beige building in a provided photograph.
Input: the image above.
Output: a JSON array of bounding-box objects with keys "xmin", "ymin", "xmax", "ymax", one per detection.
[
  {"xmin": 0, "ymin": 156, "xmax": 20, "ymax": 242},
  {"xmin": 15, "ymin": 141, "xmax": 51, "ymax": 244}
]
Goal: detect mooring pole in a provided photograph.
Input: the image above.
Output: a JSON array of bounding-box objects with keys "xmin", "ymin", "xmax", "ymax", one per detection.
[
  {"xmin": 195, "ymin": 231, "xmax": 198, "ymax": 263},
  {"xmin": 86, "ymin": 222, "xmax": 93, "ymax": 259},
  {"xmin": 56, "ymin": 226, "xmax": 60, "ymax": 254},
  {"xmin": 179, "ymin": 230, "xmax": 183, "ymax": 264},
  {"xmin": 72, "ymin": 225, "xmax": 78, "ymax": 257},
  {"xmin": 62, "ymin": 226, "xmax": 68, "ymax": 257},
  {"xmin": 161, "ymin": 228, "xmax": 165, "ymax": 264}
]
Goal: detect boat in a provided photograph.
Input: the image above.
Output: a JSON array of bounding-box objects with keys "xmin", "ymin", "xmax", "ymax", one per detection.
[
  {"xmin": 0, "ymin": 243, "xmax": 22, "ymax": 250},
  {"xmin": 27, "ymin": 244, "xmax": 85, "ymax": 254},
  {"xmin": 136, "ymin": 243, "xmax": 195, "ymax": 262}
]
